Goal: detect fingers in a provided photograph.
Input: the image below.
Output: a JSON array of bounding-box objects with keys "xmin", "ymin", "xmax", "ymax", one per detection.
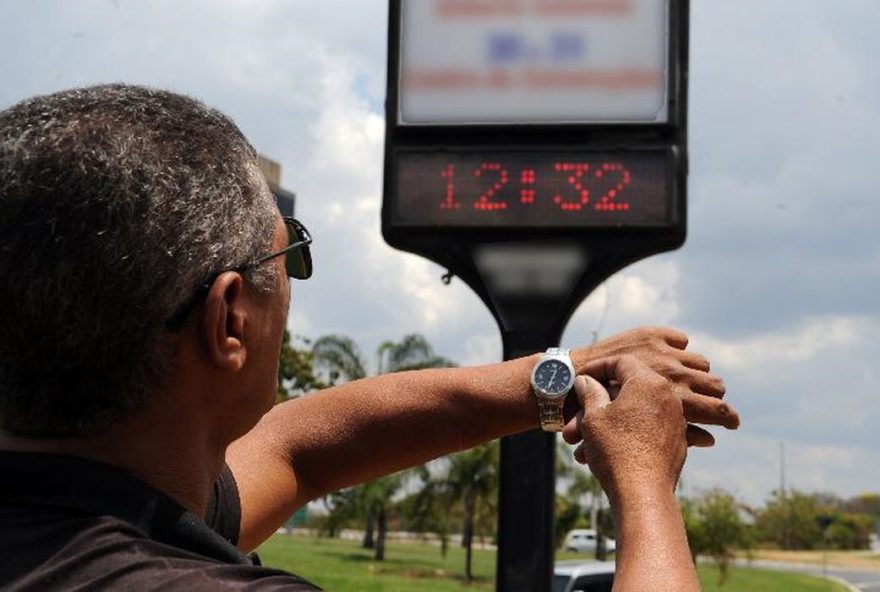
[
  {"xmin": 681, "ymin": 368, "xmax": 727, "ymax": 399},
  {"xmin": 563, "ymin": 359, "xmax": 640, "ymax": 448},
  {"xmin": 576, "ymin": 360, "xmax": 736, "ymax": 430},
  {"xmin": 677, "ymin": 387, "xmax": 740, "ymax": 429},
  {"xmin": 573, "ymin": 375, "xmax": 612, "ymax": 416},
  {"xmin": 571, "ymin": 423, "xmax": 712, "ymax": 464},
  {"xmin": 650, "ymin": 326, "xmax": 689, "ymax": 350},
  {"xmin": 573, "ymin": 442, "xmax": 586, "ymax": 464},
  {"xmin": 663, "ymin": 336, "xmax": 727, "ymax": 398},
  {"xmin": 686, "ymin": 424, "xmax": 715, "ymax": 447},
  {"xmin": 563, "ymin": 375, "xmax": 612, "ymax": 445},
  {"xmin": 580, "ymin": 355, "xmax": 653, "ymax": 388},
  {"xmin": 678, "ymin": 350, "xmax": 711, "ymax": 372},
  {"xmin": 562, "ymin": 413, "xmax": 582, "ymax": 445}
]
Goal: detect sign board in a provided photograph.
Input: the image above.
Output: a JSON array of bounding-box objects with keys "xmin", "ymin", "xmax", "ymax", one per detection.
[
  {"xmin": 399, "ymin": 0, "xmax": 670, "ymax": 124},
  {"xmin": 385, "ymin": 0, "xmax": 685, "ymax": 241}
]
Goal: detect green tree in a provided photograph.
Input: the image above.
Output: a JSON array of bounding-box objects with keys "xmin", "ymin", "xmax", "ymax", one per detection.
[
  {"xmin": 683, "ymin": 489, "xmax": 748, "ymax": 586},
  {"xmin": 311, "ymin": 334, "xmax": 367, "ymax": 385},
  {"xmin": 845, "ymin": 493, "xmax": 880, "ymax": 521},
  {"xmin": 823, "ymin": 512, "xmax": 875, "ymax": 550},
  {"xmin": 376, "ymin": 333, "xmax": 456, "ymax": 373},
  {"xmin": 757, "ymin": 490, "xmax": 823, "ymax": 550},
  {"xmin": 402, "ymin": 473, "xmax": 454, "ymax": 558},
  {"xmin": 554, "ymin": 494, "xmax": 583, "ymax": 551},
  {"xmin": 450, "ymin": 442, "xmax": 498, "ymax": 581},
  {"xmin": 555, "ymin": 441, "xmax": 582, "ymax": 549},
  {"xmin": 351, "ymin": 472, "xmax": 411, "ymax": 561},
  {"xmin": 557, "ymin": 442, "xmax": 610, "ymax": 559},
  {"xmin": 681, "ymin": 497, "xmax": 702, "ymax": 563},
  {"xmin": 276, "ymin": 331, "xmax": 327, "ymax": 401},
  {"xmin": 409, "ymin": 442, "xmax": 499, "ymax": 581},
  {"xmin": 842, "ymin": 492, "xmax": 880, "ymax": 549},
  {"xmin": 316, "ymin": 488, "xmax": 359, "ymax": 538},
  {"xmin": 311, "ymin": 333, "xmax": 455, "ymax": 561}
]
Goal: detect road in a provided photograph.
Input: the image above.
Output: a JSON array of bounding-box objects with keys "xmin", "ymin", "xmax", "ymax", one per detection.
[{"xmin": 736, "ymin": 559, "xmax": 880, "ymax": 591}]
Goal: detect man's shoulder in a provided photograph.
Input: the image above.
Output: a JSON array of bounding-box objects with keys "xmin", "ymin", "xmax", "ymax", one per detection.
[
  {"xmin": 0, "ymin": 451, "xmax": 320, "ymax": 591},
  {"xmin": 1, "ymin": 506, "xmax": 319, "ymax": 591}
]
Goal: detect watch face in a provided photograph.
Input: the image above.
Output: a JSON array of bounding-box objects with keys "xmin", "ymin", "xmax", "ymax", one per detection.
[{"xmin": 533, "ymin": 359, "xmax": 573, "ymax": 397}]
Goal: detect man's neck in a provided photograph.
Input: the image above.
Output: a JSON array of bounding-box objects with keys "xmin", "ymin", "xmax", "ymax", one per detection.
[{"xmin": 0, "ymin": 404, "xmax": 226, "ymax": 517}]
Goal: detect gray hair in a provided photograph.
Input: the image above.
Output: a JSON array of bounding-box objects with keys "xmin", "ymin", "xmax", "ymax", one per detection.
[{"xmin": 0, "ymin": 84, "xmax": 278, "ymax": 437}]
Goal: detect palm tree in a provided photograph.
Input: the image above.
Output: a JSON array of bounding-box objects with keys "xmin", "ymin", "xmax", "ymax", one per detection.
[
  {"xmin": 276, "ymin": 331, "xmax": 328, "ymax": 401},
  {"xmin": 410, "ymin": 442, "xmax": 499, "ymax": 581},
  {"xmin": 376, "ymin": 333, "xmax": 455, "ymax": 373},
  {"xmin": 311, "ymin": 333, "xmax": 456, "ymax": 561},
  {"xmin": 311, "ymin": 334, "xmax": 367, "ymax": 385},
  {"xmin": 351, "ymin": 472, "xmax": 409, "ymax": 561},
  {"xmin": 450, "ymin": 442, "xmax": 498, "ymax": 581},
  {"xmin": 573, "ymin": 470, "xmax": 610, "ymax": 560},
  {"xmin": 558, "ymin": 442, "xmax": 609, "ymax": 560}
]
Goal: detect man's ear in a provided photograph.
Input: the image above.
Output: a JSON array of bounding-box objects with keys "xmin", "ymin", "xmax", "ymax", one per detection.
[{"xmin": 199, "ymin": 272, "xmax": 248, "ymax": 372}]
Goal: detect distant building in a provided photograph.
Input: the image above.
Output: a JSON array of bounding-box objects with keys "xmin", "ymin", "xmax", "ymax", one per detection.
[{"xmin": 257, "ymin": 154, "xmax": 296, "ymax": 217}]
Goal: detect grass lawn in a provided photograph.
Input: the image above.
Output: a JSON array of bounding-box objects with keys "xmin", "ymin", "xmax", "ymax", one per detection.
[
  {"xmin": 696, "ymin": 565, "xmax": 849, "ymax": 592},
  {"xmin": 258, "ymin": 534, "xmax": 849, "ymax": 591}
]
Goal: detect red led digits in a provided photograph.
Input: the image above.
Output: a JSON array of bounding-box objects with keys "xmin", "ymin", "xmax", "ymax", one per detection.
[
  {"xmin": 435, "ymin": 158, "xmax": 637, "ymax": 218},
  {"xmin": 593, "ymin": 163, "xmax": 631, "ymax": 211},
  {"xmin": 473, "ymin": 163, "xmax": 509, "ymax": 211},
  {"xmin": 552, "ymin": 163, "xmax": 591, "ymax": 211},
  {"xmin": 439, "ymin": 164, "xmax": 460, "ymax": 210},
  {"xmin": 520, "ymin": 168, "xmax": 536, "ymax": 204},
  {"xmin": 401, "ymin": 151, "xmax": 671, "ymax": 227}
]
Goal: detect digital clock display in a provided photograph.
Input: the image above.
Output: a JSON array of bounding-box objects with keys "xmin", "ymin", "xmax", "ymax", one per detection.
[{"xmin": 391, "ymin": 149, "xmax": 672, "ymax": 228}]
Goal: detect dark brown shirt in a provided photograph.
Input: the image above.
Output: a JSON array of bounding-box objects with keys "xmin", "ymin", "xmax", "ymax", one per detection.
[{"xmin": 0, "ymin": 451, "xmax": 320, "ymax": 590}]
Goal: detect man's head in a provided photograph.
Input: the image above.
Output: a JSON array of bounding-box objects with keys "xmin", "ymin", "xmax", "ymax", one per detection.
[{"xmin": 0, "ymin": 84, "xmax": 281, "ymax": 437}]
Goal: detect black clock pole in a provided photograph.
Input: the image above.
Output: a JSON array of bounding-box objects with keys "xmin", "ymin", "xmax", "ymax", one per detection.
[
  {"xmin": 496, "ymin": 328, "xmax": 562, "ymax": 592},
  {"xmin": 382, "ymin": 3, "xmax": 690, "ymax": 590}
]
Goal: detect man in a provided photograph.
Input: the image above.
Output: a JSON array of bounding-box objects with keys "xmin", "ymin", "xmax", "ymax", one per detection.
[{"xmin": 0, "ymin": 85, "xmax": 738, "ymax": 590}]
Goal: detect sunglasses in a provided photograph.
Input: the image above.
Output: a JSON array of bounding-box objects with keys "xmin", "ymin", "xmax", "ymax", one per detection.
[
  {"xmin": 165, "ymin": 217, "xmax": 313, "ymax": 331},
  {"xmin": 246, "ymin": 217, "xmax": 313, "ymax": 281}
]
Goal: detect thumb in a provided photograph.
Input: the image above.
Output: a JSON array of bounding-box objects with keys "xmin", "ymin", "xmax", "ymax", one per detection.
[{"xmin": 574, "ymin": 375, "xmax": 611, "ymax": 416}]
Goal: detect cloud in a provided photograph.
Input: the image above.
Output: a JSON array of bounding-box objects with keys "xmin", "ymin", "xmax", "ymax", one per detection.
[
  {"xmin": 689, "ymin": 315, "xmax": 880, "ymax": 456},
  {"xmin": 691, "ymin": 315, "xmax": 865, "ymax": 370},
  {"xmin": 678, "ymin": 0, "xmax": 880, "ymax": 338},
  {"xmin": 685, "ymin": 431, "xmax": 880, "ymax": 506}
]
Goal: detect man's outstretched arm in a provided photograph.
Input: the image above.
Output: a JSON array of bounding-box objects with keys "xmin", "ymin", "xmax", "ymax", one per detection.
[{"xmin": 227, "ymin": 327, "xmax": 737, "ymax": 552}]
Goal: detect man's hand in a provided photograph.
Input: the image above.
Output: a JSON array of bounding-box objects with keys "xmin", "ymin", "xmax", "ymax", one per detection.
[
  {"xmin": 564, "ymin": 355, "xmax": 702, "ymax": 591},
  {"xmin": 568, "ymin": 327, "xmax": 739, "ymax": 449},
  {"xmin": 566, "ymin": 356, "xmax": 688, "ymax": 501}
]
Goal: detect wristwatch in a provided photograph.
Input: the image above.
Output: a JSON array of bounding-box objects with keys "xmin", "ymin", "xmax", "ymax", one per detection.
[{"xmin": 530, "ymin": 347, "xmax": 576, "ymax": 432}]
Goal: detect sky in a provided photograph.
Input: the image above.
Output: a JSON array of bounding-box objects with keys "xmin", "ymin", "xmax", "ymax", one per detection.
[{"xmin": 1, "ymin": 0, "xmax": 878, "ymax": 507}]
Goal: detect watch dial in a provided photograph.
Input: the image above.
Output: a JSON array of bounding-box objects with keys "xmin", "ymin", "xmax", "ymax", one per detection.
[{"xmin": 534, "ymin": 360, "xmax": 573, "ymax": 396}]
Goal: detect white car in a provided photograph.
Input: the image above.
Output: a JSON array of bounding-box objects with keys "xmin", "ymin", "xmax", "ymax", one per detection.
[
  {"xmin": 563, "ymin": 529, "xmax": 616, "ymax": 554},
  {"xmin": 554, "ymin": 560, "xmax": 615, "ymax": 592}
]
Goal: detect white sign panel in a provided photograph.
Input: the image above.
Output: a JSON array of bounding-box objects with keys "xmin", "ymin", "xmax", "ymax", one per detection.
[{"xmin": 399, "ymin": 0, "xmax": 670, "ymax": 125}]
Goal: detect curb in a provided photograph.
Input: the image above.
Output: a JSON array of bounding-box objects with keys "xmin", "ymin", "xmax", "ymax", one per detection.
[{"xmin": 824, "ymin": 574, "xmax": 860, "ymax": 592}]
